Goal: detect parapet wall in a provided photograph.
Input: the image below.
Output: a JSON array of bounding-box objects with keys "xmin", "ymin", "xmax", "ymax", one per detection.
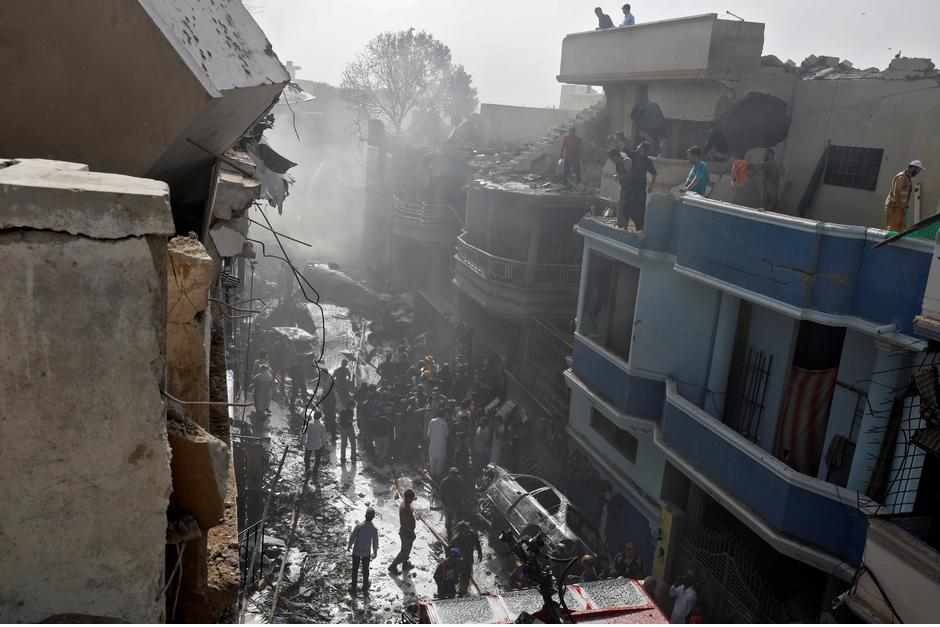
[{"xmin": 0, "ymin": 159, "xmax": 175, "ymax": 622}]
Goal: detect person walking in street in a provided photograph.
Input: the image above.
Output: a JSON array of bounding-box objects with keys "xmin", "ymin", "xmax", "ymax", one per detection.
[
  {"xmin": 613, "ymin": 542, "xmax": 645, "ymax": 579},
  {"xmin": 885, "ymin": 159, "xmax": 925, "ymax": 232},
  {"xmin": 560, "ymin": 127, "xmax": 584, "ymax": 186},
  {"xmin": 304, "ymin": 411, "xmax": 327, "ymax": 483},
  {"xmin": 347, "ymin": 507, "xmax": 379, "ymax": 594},
  {"xmin": 620, "ymin": 3, "xmax": 635, "ymax": 26},
  {"xmin": 339, "ymin": 405, "xmax": 357, "ymax": 464},
  {"xmin": 388, "ymin": 489, "xmax": 417, "ymax": 575},
  {"xmin": 428, "ymin": 412, "xmax": 450, "ymax": 479},
  {"xmin": 434, "ymin": 548, "xmax": 461, "ymax": 599},
  {"xmin": 680, "ymin": 146, "xmax": 709, "ymax": 196},
  {"xmin": 440, "ymin": 467, "xmax": 464, "ymax": 540},
  {"xmin": 252, "ymin": 364, "xmax": 274, "ymax": 417},
  {"xmin": 372, "ymin": 413, "xmax": 393, "ymax": 465},
  {"xmin": 669, "ymin": 570, "xmax": 698, "ymax": 624},
  {"xmin": 472, "ymin": 417, "xmax": 492, "ymax": 475},
  {"xmin": 594, "ymin": 6, "xmax": 615, "ymax": 29},
  {"xmin": 450, "ymin": 520, "xmax": 483, "ymax": 596}
]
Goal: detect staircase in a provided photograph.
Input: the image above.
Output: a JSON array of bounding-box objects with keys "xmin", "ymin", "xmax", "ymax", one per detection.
[{"xmin": 505, "ymin": 99, "xmax": 607, "ymax": 174}]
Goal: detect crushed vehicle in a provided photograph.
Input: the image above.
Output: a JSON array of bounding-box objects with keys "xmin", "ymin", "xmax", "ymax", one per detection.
[{"xmin": 476, "ymin": 465, "xmax": 602, "ymax": 562}]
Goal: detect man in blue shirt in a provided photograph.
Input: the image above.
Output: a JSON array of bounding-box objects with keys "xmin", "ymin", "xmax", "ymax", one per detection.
[
  {"xmin": 347, "ymin": 507, "xmax": 379, "ymax": 593},
  {"xmin": 621, "ymin": 4, "xmax": 636, "ymax": 26},
  {"xmin": 681, "ymin": 145, "xmax": 709, "ymax": 196}
]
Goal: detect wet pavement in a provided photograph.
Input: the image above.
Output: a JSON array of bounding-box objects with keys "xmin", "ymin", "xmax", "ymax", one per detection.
[{"xmin": 234, "ymin": 300, "xmax": 516, "ymax": 623}]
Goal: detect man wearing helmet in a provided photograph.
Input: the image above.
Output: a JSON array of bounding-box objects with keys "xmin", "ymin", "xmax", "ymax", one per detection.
[{"xmin": 885, "ymin": 160, "xmax": 925, "ymax": 232}]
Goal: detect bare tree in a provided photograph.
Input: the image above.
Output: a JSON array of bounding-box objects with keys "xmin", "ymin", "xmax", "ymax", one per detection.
[{"xmin": 341, "ymin": 28, "xmax": 478, "ymax": 135}]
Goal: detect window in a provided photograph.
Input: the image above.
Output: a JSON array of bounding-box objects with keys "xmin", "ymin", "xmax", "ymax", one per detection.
[
  {"xmin": 580, "ymin": 252, "xmax": 640, "ymax": 359},
  {"xmin": 591, "ymin": 407, "xmax": 638, "ymax": 464},
  {"xmin": 823, "ymin": 145, "xmax": 884, "ymax": 191}
]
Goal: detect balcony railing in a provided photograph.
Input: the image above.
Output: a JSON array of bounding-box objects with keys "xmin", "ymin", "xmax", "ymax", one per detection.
[
  {"xmin": 392, "ymin": 195, "xmax": 462, "ymax": 228},
  {"xmin": 456, "ymin": 234, "xmax": 581, "ymax": 290}
]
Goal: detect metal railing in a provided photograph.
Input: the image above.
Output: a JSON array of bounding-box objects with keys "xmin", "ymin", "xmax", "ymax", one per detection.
[
  {"xmin": 455, "ymin": 234, "xmax": 581, "ymax": 290},
  {"xmin": 392, "ymin": 195, "xmax": 464, "ymax": 229}
]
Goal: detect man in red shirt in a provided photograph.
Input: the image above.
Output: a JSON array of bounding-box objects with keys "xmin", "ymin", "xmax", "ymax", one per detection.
[{"xmin": 560, "ymin": 127, "xmax": 584, "ymax": 186}]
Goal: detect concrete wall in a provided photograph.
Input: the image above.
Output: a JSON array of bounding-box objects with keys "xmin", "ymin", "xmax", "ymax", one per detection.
[
  {"xmin": 0, "ymin": 159, "xmax": 175, "ymax": 622},
  {"xmin": 560, "ymin": 84, "xmax": 605, "ymax": 111},
  {"xmin": 0, "ymin": 0, "xmax": 288, "ymax": 203},
  {"xmin": 479, "ymin": 103, "xmax": 579, "ymax": 146},
  {"xmin": 558, "ymin": 14, "xmax": 763, "ymax": 84},
  {"xmin": 784, "ymin": 77, "xmax": 940, "ymax": 228}
]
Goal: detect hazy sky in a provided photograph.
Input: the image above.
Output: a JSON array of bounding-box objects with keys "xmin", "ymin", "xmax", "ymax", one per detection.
[{"xmin": 251, "ymin": 0, "xmax": 940, "ymax": 108}]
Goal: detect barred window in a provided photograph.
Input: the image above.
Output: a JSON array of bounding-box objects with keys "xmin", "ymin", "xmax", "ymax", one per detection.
[{"xmin": 824, "ymin": 145, "xmax": 884, "ymax": 191}]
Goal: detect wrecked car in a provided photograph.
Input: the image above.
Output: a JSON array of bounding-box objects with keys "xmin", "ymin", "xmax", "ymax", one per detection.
[{"xmin": 476, "ymin": 465, "xmax": 601, "ymax": 562}]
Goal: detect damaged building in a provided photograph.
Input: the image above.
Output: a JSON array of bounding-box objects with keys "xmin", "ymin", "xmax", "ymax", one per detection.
[
  {"xmin": 356, "ymin": 10, "xmax": 940, "ymax": 625},
  {"xmin": 0, "ymin": 0, "xmax": 292, "ymax": 622}
]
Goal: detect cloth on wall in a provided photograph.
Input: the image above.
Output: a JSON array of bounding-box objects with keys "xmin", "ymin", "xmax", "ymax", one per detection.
[{"xmin": 774, "ymin": 366, "xmax": 839, "ymax": 474}]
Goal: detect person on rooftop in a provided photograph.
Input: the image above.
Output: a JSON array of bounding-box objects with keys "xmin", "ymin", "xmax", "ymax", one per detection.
[
  {"xmin": 595, "ymin": 6, "xmax": 615, "ymax": 29},
  {"xmin": 680, "ymin": 146, "xmax": 709, "ymax": 196},
  {"xmin": 560, "ymin": 127, "xmax": 584, "ymax": 186},
  {"xmin": 885, "ymin": 159, "xmax": 925, "ymax": 232},
  {"xmin": 621, "ymin": 4, "xmax": 635, "ymax": 26}
]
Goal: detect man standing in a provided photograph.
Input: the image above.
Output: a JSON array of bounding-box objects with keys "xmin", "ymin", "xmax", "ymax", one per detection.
[
  {"xmin": 347, "ymin": 507, "xmax": 379, "ymax": 594},
  {"xmin": 560, "ymin": 127, "xmax": 584, "ymax": 186},
  {"xmin": 620, "ymin": 3, "xmax": 635, "ymax": 26},
  {"xmin": 388, "ymin": 489, "xmax": 417, "ymax": 575},
  {"xmin": 304, "ymin": 412, "xmax": 327, "ymax": 483},
  {"xmin": 594, "ymin": 6, "xmax": 614, "ymax": 29},
  {"xmin": 428, "ymin": 413, "xmax": 450, "ymax": 479},
  {"xmin": 607, "ymin": 149, "xmax": 632, "ymax": 229},
  {"xmin": 759, "ymin": 148, "xmax": 781, "ymax": 213},
  {"xmin": 252, "ymin": 364, "xmax": 274, "ymax": 417},
  {"xmin": 885, "ymin": 159, "xmax": 925, "ymax": 232},
  {"xmin": 440, "ymin": 467, "xmax": 464, "ymax": 540},
  {"xmin": 339, "ymin": 405, "xmax": 357, "ymax": 464},
  {"xmin": 680, "ymin": 146, "xmax": 709, "ymax": 196},
  {"xmin": 669, "ymin": 570, "xmax": 698, "ymax": 624},
  {"xmin": 450, "ymin": 521, "xmax": 483, "ymax": 596},
  {"xmin": 372, "ymin": 413, "xmax": 393, "ymax": 465},
  {"xmin": 333, "ymin": 358, "xmax": 351, "ymax": 399},
  {"xmin": 613, "ymin": 542, "xmax": 645, "ymax": 580},
  {"xmin": 621, "ymin": 140, "xmax": 657, "ymax": 231}
]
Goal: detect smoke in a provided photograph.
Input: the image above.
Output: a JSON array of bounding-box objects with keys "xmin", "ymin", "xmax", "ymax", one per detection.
[{"xmin": 261, "ymin": 94, "xmax": 367, "ymax": 272}]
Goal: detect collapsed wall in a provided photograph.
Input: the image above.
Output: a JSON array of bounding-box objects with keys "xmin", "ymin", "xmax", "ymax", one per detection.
[{"xmin": 0, "ymin": 159, "xmax": 175, "ymax": 622}]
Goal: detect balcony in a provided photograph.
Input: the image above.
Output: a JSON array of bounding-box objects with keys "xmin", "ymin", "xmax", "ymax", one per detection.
[
  {"xmin": 557, "ymin": 13, "xmax": 763, "ymax": 85},
  {"xmin": 576, "ymin": 194, "xmax": 934, "ymax": 341},
  {"xmin": 392, "ymin": 195, "xmax": 463, "ymax": 245},
  {"xmin": 454, "ymin": 234, "xmax": 580, "ymax": 318},
  {"xmin": 571, "ymin": 334, "xmax": 664, "ymax": 418},
  {"xmin": 660, "ymin": 379, "xmax": 870, "ymax": 566}
]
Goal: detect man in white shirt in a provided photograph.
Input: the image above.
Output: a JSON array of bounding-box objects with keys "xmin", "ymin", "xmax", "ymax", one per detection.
[
  {"xmin": 621, "ymin": 3, "xmax": 636, "ymax": 26},
  {"xmin": 427, "ymin": 414, "xmax": 450, "ymax": 479},
  {"xmin": 304, "ymin": 412, "xmax": 328, "ymax": 482},
  {"xmin": 669, "ymin": 570, "xmax": 697, "ymax": 624}
]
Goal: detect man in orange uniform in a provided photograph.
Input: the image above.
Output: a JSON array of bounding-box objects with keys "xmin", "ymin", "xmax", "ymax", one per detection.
[{"xmin": 885, "ymin": 159, "xmax": 925, "ymax": 232}]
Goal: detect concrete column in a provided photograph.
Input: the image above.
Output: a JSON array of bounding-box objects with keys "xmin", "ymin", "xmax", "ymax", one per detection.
[
  {"xmin": 702, "ymin": 292, "xmax": 741, "ymax": 416},
  {"xmin": 846, "ymin": 339, "xmax": 916, "ymax": 494}
]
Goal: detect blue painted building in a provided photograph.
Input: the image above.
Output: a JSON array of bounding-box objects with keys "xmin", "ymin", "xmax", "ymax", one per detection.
[{"xmin": 565, "ymin": 192, "xmax": 934, "ymax": 621}]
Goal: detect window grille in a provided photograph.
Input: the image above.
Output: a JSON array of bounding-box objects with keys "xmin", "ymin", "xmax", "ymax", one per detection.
[{"xmin": 824, "ymin": 145, "xmax": 884, "ymax": 191}]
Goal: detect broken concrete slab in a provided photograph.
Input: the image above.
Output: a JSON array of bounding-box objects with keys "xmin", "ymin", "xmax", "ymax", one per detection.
[
  {"xmin": 209, "ymin": 217, "xmax": 249, "ymax": 257},
  {"xmin": 167, "ymin": 233, "xmax": 216, "ymax": 323},
  {"xmin": 167, "ymin": 411, "xmax": 229, "ymax": 531},
  {"xmin": 0, "ymin": 159, "xmax": 173, "ymax": 238},
  {"xmin": 889, "ymin": 56, "xmax": 935, "ymax": 72},
  {"xmin": 211, "ymin": 168, "xmax": 261, "ymax": 221}
]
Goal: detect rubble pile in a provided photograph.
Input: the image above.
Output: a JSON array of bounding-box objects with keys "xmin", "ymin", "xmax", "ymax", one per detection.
[{"xmin": 766, "ymin": 53, "xmax": 940, "ymax": 81}]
